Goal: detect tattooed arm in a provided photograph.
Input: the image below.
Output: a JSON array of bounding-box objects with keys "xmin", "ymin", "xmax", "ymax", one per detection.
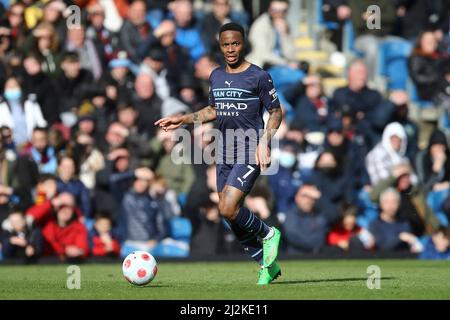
[
  {"xmin": 183, "ymin": 105, "xmax": 217, "ymax": 124},
  {"xmin": 256, "ymin": 108, "xmax": 283, "ymax": 171},
  {"xmin": 154, "ymin": 105, "xmax": 216, "ymax": 131}
]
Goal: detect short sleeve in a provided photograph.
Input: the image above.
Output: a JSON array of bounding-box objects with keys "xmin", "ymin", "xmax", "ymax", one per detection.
[
  {"xmin": 258, "ymin": 71, "xmax": 280, "ymax": 111},
  {"xmin": 208, "ymin": 70, "xmax": 216, "ymax": 107}
]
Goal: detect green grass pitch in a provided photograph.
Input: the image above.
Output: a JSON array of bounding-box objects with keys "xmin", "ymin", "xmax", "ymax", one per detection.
[{"xmin": 0, "ymin": 260, "xmax": 449, "ymax": 299}]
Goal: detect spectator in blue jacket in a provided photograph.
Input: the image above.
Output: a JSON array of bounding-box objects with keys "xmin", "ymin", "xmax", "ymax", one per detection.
[
  {"xmin": 284, "ymin": 74, "xmax": 332, "ymax": 133},
  {"xmin": 269, "ymin": 139, "xmax": 303, "ymax": 215},
  {"xmin": 118, "ymin": 166, "xmax": 168, "ymax": 257},
  {"xmin": 283, "ymin": 184, "xmax": 338, "ymax": 253},
  {"xmin": 369, "ymin": 188, "xmax": 423, "ymax": 253},
  {"xmin": 332, "ymin": 61, "xmax": 394, "ymax": 149},
  {"xmin": 420, "ymin": 226, "xmax": 450, "ymax": 260},
  {"xmin": 56, "ymin": 155, "xmax": 91, "ymax": 218},
  {"xmin": 169, "ymin": 0, "xmax": 206, "ymax": 62}
]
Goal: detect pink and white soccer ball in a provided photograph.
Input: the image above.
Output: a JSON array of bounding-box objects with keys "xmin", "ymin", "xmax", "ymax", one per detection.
[{"xmin": 122, "ymin": 251, "xmax": 158, "ymax": 286}]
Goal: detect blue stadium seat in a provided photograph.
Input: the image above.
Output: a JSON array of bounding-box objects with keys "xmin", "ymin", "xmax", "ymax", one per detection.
[
  {"xmin": 152, "ymin": 240, "xmax": 190, "ymax": 257},
  {"xmin": 268, "ymin": 66, "xmax": 304, "ymax": 92},
  {"xmin": 406, "ymin": 77, "xmax": 434, "ymax": 109},
  {"xmin": 356, "ymin": 189, "xmax": 379, "ymax": 229},
  {"xmin": 169, "ymin": 217, "xmax": 192, "ymax": 242},
  {"xmin": 315, "ymin": 0, "xmax": 339, "ymax": 30},
  {"xmin": 377, "ymin": 39, "xmax": 413, "ymax": 90},
  {"xmin": 426, "ymin": 190, "xmax": 450, "ymax": 227}
]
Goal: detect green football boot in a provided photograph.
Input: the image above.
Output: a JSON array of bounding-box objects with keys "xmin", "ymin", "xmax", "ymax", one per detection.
[
  {"xmin": 262, "ymin": 227, "xmax": 281, "ymax": 268},
  {"xmin": 257, "ymin": 263, "xmax": 282, "ymax": 285}
]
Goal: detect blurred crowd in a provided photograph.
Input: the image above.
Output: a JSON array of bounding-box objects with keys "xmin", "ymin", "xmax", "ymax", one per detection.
[{"xmin": 0, "ymin": 0, "xmax": 449, "ymax": 263}]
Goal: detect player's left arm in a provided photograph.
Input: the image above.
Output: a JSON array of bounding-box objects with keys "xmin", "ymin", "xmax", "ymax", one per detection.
[{"xmin": 256, "ymin": 107, "xmax": 282, "ymax": 171}]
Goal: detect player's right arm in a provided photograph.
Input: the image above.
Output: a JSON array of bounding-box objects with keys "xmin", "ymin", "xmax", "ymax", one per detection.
[{"xmin": 154, "ymin": 105, "xmax": 216, "ymax": 131}]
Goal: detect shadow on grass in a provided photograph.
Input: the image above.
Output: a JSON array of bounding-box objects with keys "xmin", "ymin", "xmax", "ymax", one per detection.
[{"xmin": 271, "ymin": 277, "xmax": 395, "ymax": 285}]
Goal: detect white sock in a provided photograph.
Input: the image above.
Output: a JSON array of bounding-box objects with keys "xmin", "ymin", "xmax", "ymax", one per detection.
[{"xmin": 262, "ymin": 227, "xmax": 274, "ymax": 240}]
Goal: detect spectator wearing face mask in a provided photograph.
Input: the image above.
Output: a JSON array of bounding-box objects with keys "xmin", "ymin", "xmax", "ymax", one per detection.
[
  {"xmin": 416, "ymin": 129, "xmax": 450, "ymax": 193},
  {"xmin": 311, "ymin": 150, "xmax": 354, "ymax": 211},
  {"xmin": 323, "ymin": 116, "xmax": 370, "ymax": 192},
  {"xmin": 268, "ymin": 139, "xmax": 303, "ymax": 215},
  {"xmin": 0, "ymin": 77, "xmax": 47, "ymax": 149}
]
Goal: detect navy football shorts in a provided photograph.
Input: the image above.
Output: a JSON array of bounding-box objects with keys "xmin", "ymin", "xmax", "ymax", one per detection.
[{"xmin": 216, "ymin": 163, "xmax": 261, "ymax": 194}]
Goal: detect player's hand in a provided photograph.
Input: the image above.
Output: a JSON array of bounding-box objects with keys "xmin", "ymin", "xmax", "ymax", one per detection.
[
  {"xmin": 255, "ymin": 142, "xmax": 271, "ymax": 171},
  {"xmin": 154, "ymin": 115, "xmax": 185, "ymax": 131}
]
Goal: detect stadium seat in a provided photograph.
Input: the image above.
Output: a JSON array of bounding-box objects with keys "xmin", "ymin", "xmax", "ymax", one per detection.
[
  {"xmin": 152, "ymin": 239, "xmax": 190, "ymax": 258},
  {"xmin": 315, "ymin": 0, "xmax": 339, "ymax": 30},
  {"xmin": 426, "ymin": 190, "xmax": 450, "ymax": 227},
  {"xmin": 406, "ymin": 77, "xmax": 434, "ymax": 109},
  {"xmin": 356, "ymin": 189, "xmax": 379, "ymax": 229},
  {"xmin": 169, "ymin": 217, "xmax": 192, "ymax": 243},
  {"xmin": 377, "ymin": 39, "xmax": 413, "ymax": 90}
]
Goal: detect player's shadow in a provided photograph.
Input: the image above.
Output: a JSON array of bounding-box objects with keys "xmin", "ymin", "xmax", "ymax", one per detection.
[{"xmin": 271, "ymin": 277, "xmax": 395, "ymax": 285}]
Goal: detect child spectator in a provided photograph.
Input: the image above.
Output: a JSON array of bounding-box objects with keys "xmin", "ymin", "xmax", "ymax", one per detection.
[
  {"xmin": 89, "ymin": 212, "xmax": 120, "ymax": 257},
  {"xmin": 420, "ymin": 226, "xmax": 450, "ymax": 260},
  {"xmin": 1, "ymin": 208, "xmax": 43, "ymax": 262},
  {"xmin": 327, "ymin": 203, "xmax": 368, "ymax": 252},
  {"xmin": 27, "ymin": 192, "xmax": 89, "ymax": 261}
]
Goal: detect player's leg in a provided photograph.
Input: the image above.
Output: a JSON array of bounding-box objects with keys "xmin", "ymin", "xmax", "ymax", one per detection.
[
  {"xmin": 221, "ymin": 164, "xmax": 281, "ymax": 268},
  {"xmin": 218, "ymin": 185, "xmax": 281, "ymax": 284},
  {"xmin": 216, "ymin": 164, "xmax": 264, "ymax": 263}
]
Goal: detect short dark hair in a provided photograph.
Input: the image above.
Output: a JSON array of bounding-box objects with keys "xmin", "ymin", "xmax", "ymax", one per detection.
[
  {"xmin": 33, "ymin": 126, "xmax": 48, "ymax": 134},
  {"xmin": 219, "ymin": 22, "xmax": 245, "ymax": 41}
]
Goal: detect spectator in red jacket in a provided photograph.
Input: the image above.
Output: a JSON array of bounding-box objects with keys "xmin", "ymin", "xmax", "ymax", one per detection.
[
  {"xmin": 26, "ymin": 192, "xmax": 89, "ymax": 261},
  {"xmin": 88, "ymin": 212, "xmax": 120, "ymax": 257},
  {"xmin": 328, "ymin": 203, "xmax": 359, "ymax": 249}
]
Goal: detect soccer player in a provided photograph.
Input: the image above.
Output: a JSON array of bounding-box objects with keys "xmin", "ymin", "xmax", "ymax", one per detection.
[{"xmin": 155, "ymin": 22, "xmax": 282, "ymax": 285}]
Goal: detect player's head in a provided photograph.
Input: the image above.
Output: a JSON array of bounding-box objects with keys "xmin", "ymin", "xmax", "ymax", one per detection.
[{"xmin": 219, "ymin": 22, "xmax": 246, "ymax": 67}]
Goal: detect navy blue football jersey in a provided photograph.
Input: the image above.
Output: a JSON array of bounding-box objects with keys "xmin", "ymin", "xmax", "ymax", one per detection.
[{"xmin": 208, "ymin": 64, "xmax": 280, "ymax": 164}]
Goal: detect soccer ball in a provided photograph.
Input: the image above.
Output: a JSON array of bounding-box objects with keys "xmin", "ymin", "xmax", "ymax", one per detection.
[{"xmin": 122, "ymin": 251, "xmax": 158, "ymax": 286}]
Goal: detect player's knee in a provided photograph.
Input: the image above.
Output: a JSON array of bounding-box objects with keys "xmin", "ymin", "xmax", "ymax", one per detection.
[{"xmin": 218, "ymin": 199, "xmax": 238, "ymax": 220}]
